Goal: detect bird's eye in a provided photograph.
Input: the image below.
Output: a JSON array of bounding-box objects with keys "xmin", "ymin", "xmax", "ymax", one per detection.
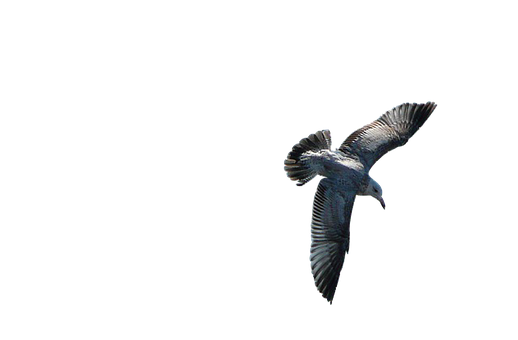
[{"xmin": 374, "ymin": 189, "xmax": 378, "ymax": 193}]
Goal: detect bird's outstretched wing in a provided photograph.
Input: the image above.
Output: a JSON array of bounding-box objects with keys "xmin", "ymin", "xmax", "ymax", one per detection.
[
  {"xmin": 310, "ymin": 178, "xmax": 356, "ymax": 303},
  {"xmin": 339, "ymin": 102, "xmax": 437, "ymax": 171}
]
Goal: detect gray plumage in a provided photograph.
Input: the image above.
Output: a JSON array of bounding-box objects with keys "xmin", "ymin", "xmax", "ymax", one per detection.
[{"xmin": 284, "ymin": 102, "xmax": 437, "ymax": 303}]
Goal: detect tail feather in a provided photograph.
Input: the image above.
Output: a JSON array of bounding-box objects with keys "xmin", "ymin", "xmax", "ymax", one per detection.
[{"xmin": 284, "ymin": 130, "xmax": 332, "ymax": 186}]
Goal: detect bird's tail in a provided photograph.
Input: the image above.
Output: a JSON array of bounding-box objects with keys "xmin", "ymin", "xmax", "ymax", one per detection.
[{"xmin": 284, "ymin": 130, "xmax": 332, "ymax": 186}]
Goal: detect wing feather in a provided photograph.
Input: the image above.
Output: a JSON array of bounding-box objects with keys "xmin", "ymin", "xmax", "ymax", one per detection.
[
  {"xmin": 339, "ymin": 102, "xmax": 436, "ymax": 170},
  {"xmin": 310, "ymin": 179, "xmax": 356, "ymax": 303}
]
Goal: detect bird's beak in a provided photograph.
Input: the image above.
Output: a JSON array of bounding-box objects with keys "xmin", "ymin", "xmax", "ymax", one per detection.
[
  {"xmin": 380, "ymin": 197, "xmax": 387, "ymax": 211},
  {"xmin": 378, "ymin": 197, "xmax": 385, "ymax": 210}
]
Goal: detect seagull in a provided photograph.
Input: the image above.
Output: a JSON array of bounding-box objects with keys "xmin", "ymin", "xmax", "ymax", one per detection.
[{"xmin": 284, "ymin": 102, "xmax": 437, "ymax": 303}]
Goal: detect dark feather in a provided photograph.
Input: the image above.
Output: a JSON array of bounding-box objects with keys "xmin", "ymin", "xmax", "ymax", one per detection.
[
  {"xmin": 339, "ymin": 102, "xmax": 436, "ymax": 170},
  {"xmin": 310, "ymin": 179, "xmax": 356, "ymax": 303}
]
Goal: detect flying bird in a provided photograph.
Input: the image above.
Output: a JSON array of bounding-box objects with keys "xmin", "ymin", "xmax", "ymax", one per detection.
[{"xmin": 284, "ymin": 102, "xmax": 437, "ymax": 303}]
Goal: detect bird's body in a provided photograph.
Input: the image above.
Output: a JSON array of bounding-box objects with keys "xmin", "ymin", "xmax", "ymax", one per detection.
[
  {"xmin": 284, "ymin": 102, "xmax": 437, "ymax": 303},
  {"xmin": 305, "ymin": 149, "xmax": 367, "ymax": 189}
]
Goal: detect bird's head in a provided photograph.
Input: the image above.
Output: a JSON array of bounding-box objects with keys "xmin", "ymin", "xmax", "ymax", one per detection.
[{"xmin": 367, "ymin": 178, "xmax": 385, "ymax": 209}]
